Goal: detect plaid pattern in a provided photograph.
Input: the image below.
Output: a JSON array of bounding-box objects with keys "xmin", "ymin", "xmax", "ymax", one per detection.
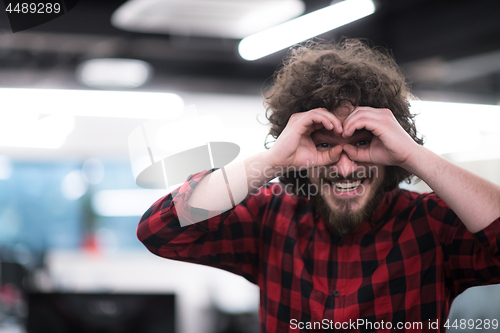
[{"xmin": 137, "ymin": 170, "xmax": 500, "ymax": 332}]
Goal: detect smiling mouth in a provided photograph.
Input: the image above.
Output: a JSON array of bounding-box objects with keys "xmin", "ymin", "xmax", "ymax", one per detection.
[{"xmin": 321, "ymin": 178, "xmax": 367, "ymax": 193}]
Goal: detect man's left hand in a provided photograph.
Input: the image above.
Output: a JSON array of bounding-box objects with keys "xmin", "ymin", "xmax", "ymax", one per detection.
[{"xmin": 341, "ymin": 106, "xmax": 420, "ymax": 168}]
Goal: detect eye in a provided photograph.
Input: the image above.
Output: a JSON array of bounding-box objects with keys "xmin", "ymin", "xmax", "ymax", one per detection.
[
  {"xmin": 316, "ymin": 143, "xmax": 331, "ymax": 151},
  {"xmin": 356, "ymin": 139, "xmax": 371, "ymax": 147}
]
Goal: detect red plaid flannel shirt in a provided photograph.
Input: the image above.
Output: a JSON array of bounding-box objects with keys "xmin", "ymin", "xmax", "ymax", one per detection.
[{"xmin": 137, "ymin": 170, "xmax": 500, "ymax": 332}]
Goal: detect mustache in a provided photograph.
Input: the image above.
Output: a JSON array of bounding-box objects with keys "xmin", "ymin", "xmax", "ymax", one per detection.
[{"xmin": 311, "ymin": 165, "xmax": 380, "ymax": 180}]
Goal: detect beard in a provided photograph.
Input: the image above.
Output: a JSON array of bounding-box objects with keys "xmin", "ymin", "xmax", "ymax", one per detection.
[{"xmin": 312, "ymin": 176, "xmax": 386, "ymax": 237}]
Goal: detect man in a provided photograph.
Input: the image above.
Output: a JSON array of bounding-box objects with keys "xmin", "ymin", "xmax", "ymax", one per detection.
[{"xmin": 137, "ymin": 39, "xmax": 500, "ymax": 332}]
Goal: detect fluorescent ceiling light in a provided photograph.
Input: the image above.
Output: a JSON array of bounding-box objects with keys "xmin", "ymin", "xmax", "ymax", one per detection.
[
  {"xmin": 111, "ymin": 0, "xmax": 305, "ymax": 39},
  {"xmin": 77, "ymin": 58, "xmax": 152, "ymax": 89},
  {"xmin": 239, "ymin": 0, "xmax": 376, "ymax": 61},
  {"xmin": 92, "ymin": 189, "xmax": 166, "ymax": 216},
  {"xmin": 0, "ymin": 88, "xmax": 183, "ymax": 149},
  {"xmin": 0, "ymin": 88, "xmax": 184, "ymax": 120}
]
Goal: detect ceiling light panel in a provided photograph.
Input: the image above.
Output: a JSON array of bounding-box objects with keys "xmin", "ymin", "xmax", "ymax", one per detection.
[
  {"xmin": 0, "ymin": 88, "xmax": 184, "ymax": 120},
  {"xmin": 111, "ymin": 0, "xmax": 305, "ymax": 39},
  {"xmin": 239, "ymin": 0, "xmax": 375, "ymax": 60},
  {"xmin": 77, "ymin": 59, "xmax": 152, "ymax": 89}
]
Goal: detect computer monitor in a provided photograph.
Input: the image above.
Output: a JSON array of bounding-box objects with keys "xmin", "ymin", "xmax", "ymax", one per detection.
[{"xmin": 26, "ymin": 292, "xmax": 175, "ymax": 333}]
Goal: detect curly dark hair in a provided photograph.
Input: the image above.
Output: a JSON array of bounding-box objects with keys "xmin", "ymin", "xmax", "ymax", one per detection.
[{"xmin": 264, "ymin": 38, "xmax": 424, "ymax": 194}]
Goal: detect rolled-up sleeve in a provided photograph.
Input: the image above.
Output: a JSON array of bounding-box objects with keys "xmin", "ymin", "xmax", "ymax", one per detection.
[
  {"xmin": 423, "ymin": 191, "xmax": 500, "ymax": 297},
  {"xmin": 137, "ymin": 169, "xmax": 272, "ymax": 284}
]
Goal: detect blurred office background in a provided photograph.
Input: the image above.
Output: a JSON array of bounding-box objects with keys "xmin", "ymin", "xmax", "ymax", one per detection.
[{"xmin": 1, "ymin": 0, "xmax": 500, "ymax": 332}]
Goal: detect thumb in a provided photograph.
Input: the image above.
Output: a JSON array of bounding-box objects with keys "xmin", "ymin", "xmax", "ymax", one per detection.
[
  {"xmin": 316, "ymin": 145, "xmax": 342, "ymax": 166},
  {"xmin": 343, "ymin": 144, "xmax": 371, "ymax": 163}
]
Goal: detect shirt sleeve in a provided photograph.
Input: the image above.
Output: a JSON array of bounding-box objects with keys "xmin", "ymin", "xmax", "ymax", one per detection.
[
  {"xmin": 136, "ymin": 169, "xmax": 272, "ymax": 284},
  {"xmin": 423, "ymin": 192, "xmax": 500, "ymax": 298}
]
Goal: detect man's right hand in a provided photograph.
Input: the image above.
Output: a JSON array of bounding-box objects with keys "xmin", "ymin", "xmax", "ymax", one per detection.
[{"xmin": 265, "ymin": 108, "xmax": 344, "ymax": 172}]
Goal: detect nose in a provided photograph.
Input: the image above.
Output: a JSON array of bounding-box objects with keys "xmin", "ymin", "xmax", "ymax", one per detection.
[{"xmin": 334, "ymin": 151, "xmax": 358, "ymax": 178}]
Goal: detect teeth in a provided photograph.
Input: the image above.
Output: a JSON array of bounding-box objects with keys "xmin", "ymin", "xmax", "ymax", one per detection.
[
  {"xmin": 334, "ymin": 180, "xmax": 361, "ymax": 189},
  {"xmin": 323, "ymin": 179, "xmax": 364, "ymax": 191}
]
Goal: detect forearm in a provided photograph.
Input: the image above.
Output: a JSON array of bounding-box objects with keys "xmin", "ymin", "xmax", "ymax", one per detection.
[
  {"xmin": 188, "ymin": 151, "xmax": 281, "ymax": 211},
  {"xmin": 404, "ymin": 146, "xmax": 500, "ymax": 233}
]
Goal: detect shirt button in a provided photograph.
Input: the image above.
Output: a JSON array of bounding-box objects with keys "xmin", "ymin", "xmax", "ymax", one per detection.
[{"xmin": 333, "ymin": 290, "xmax": 340, "ymax": 297}]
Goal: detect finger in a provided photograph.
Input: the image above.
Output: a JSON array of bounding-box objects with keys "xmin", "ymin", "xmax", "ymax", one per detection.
[
  {"xmin": 345, "ymin": 106, "xmax": 378, "ymax": 119},
  {"xmin": 309, "ymin": 108, "xmax": 343, "ymax": 134},
  {"xmin": 342, "ymin": 106, "xmax": 361, "ymax": 124},
  {"xmin": 289, "ymin": 112, "xmax": 333, "ymax": 136},
  {"xmin": 342, "ymin": 144, "xmax": 372, "ymax": 163},
  {"xmin": 316, "ymin": 145, "xmax": 343, "ymax": 166},
  {"xmin": 342, "ymin": 108, "xmax": 363, "ymax": 137},
  {"xmin": 329, "ymin": 145, "xmax": 343, "ymax": 163},
  {"xmin": 305, "ymin": 112, "xmax": 335, "ymax": 133},
  {"xmin": 312, "ymin": 121, "xmax": 326, "ymax": 131},
  {"xmin": 342, "ymin": 113, "xmax": 383, "ymax": 138},
  {"xmin": 342, "ymin": 106, "xmax": 370, "ymax": 130},
  {"xmin": 343, "ymin": 107, "xmax": 393, "ymax": 137}
]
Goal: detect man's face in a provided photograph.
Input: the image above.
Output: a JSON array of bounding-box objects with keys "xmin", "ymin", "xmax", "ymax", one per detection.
[{"xmin": 308, "ymin": 107, "xmax": 386, "ymax": 236}]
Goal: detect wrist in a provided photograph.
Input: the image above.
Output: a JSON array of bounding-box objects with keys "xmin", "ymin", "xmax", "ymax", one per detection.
[
  {"xmin": 259, "ymin": 151, "xmax": 284, "ymax": 179},
  {"xmin": 400, "ymin": 145, "xmax": 431, "ymax": 176},
  {"xmin": 244, "ymin": 151, "xmax": 283, "ymax": 185}
]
